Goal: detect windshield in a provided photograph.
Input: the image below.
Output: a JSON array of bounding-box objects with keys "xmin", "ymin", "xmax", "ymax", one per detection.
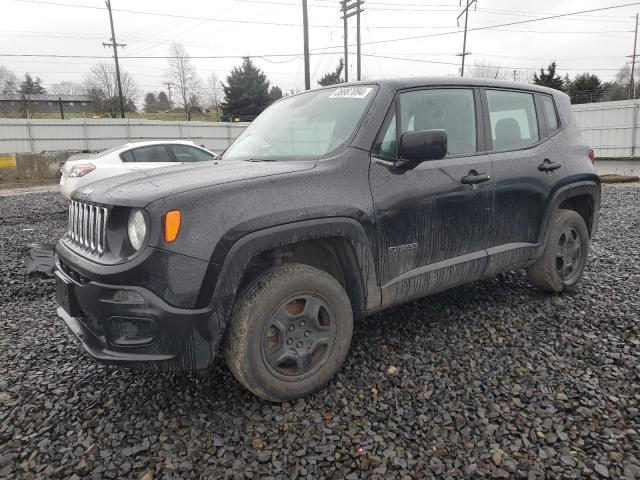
[{"xmin": 222, "ymin": 85, "xmax": 377, "ymax": 161}]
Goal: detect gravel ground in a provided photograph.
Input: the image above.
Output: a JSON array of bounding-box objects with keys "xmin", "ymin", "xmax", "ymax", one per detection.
[{"xmin": 1, "ymin": 186, "xmax": 639, "ymax": 480}]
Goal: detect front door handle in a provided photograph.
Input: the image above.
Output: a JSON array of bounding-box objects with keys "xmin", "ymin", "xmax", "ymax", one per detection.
[
  {"xmin": 461, "ymin": 171, "xmax": 491, "ymax": 185},
  {"xmin": 538, "ymin": 159, "xmax": 562, "ymax": 172}
]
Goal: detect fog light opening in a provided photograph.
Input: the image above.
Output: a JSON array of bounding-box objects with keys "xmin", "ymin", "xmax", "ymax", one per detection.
[
  {"xmin": 112, "ymin": 290, "xmax": 145, "ymax": 304},
  {"xmin": 107, "ymin": 317, "xmax": 155, "ymax": 346}
]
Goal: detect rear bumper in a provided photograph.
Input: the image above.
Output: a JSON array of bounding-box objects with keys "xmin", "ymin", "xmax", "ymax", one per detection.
[{"xmin": 55, "ymin": 265, "xmax": 222, "ymax": 371}]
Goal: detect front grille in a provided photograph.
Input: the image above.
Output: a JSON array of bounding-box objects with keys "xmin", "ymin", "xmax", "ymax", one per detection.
[{"xmin": 68, "ymin": 200, "xmax": 108, "ymax": 255}]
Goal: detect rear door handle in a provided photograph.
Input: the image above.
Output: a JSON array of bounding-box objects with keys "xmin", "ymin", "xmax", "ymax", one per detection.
[
  {"xmin": 461, "ymin": 171, "xmax": 491, "ymax": 185},
  {"xmin": 538, "ymin": 159, "xmax": 562, "ymax": 172}
]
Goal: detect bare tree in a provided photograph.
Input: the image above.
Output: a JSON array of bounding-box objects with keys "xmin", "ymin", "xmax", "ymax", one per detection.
[
  {"xmin": 469, "ymin": 59, "xmax": 509, "ymax": 80},
  {"xmin": 50, "ymin": 81, "xmax": 84, "ymax": 96},
  {"xmin": 0, "ymin": 65, "xmax": 17, "ymax": 94},
  {"xmin": 206, "ymin": 72, "xmax": 222, "ymax": 120},
  {"xmin": 167, "ymin": 42, "xmax": 201, "ymax": 120},
  {"xmin": 84, "ymin": 63, "xmax": 138, "ymax": 117}
]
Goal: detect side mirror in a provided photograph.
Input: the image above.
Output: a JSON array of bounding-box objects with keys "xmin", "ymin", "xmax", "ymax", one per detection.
[{"xmin": 398, "ymin": 129, "xmax": 447, "ymax": 166}]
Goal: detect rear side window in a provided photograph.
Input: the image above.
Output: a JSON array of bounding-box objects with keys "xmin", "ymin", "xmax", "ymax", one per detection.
[
  {"xmin": 540, "ymin": 95, "xmax": 559, "ymax": 133},
  {"xmin": 486, "ymin": 90, "xmax": 539, "ymax": 151},
  {"xmin": 170, "ymin": 145, "xmax": 216, "ymax": 162},
  {"xmin": 126, "ymin": 145, "xmax": 171, "ymax": 163}
]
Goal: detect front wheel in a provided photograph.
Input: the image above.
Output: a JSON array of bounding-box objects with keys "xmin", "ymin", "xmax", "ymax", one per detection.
[
  {"xmin": 223, "ymin": 263, "xmax": 353, "ymax": 402},
  {"xmin": 526, "ymin": 208, "xmax": 590, "ymax": 293}
]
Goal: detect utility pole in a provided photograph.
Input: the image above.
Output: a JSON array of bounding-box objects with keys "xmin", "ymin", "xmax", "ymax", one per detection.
[
  {"xmin": 356, "ymin": 3, "xmax": 361, "ymax": 80},
  {"xmin": 103, "ymin": 0, "xmax": 126, "ymax": 118},
  {"xmin": 629, "ymin": 13, "xmax": 639, "ymax": 100},
  {"xmin": 302, "ymin": 0, "xmax": 311, "ymax": 90},
  {"xmin": 165, "ymin": 82, "xmax": 173, "ymax": 109},
  {"xmin": 340, "ymin": 1, "xmax": 364, "ymax": 82},
  {"xmin": 341, "ymin": 1, "xmax": 349, "ymax": 82},
  {"xmin": 457, "ymin": 0, "xmax": 477, "ymax": 77}
]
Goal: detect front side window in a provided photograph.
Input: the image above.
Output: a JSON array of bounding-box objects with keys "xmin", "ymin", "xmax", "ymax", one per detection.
[
  {"xmin": 128, "ymin": 145, "xmax": 171, "ymax": 163},
  {"xmin": 373, "ymin": 89, "xmax": 477, "ymax": 159},
  {"xmin": 223, "ymin": 86, "xmax": 377, "ymax": 161},
  {"xmin": 486, "ymin": 90, "xmax": 539, "ymax": 151},
  {"xmin": 374, "ymin": 113, "xmax": 397, "ymax": 158},
  {"xmin": 400, "ymin": 88, "xmax": 476, "ymax": 157},
  {"xmin": 171, "ymin": 145, "xmax": 215, "ymax": 162}
]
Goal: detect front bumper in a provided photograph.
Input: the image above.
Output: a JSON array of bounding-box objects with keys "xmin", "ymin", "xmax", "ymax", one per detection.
[{"xmin": 55, "ymin": 262, "xmax": 222, "ymax": 371}]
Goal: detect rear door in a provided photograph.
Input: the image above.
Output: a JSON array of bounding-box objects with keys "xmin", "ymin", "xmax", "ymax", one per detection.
[
  {"xmin": 369, "ymin": 87, "xmax": 495, "ymax": 306},
  {"xmin": 482, "ymin": 88, "xmax": 564, "ymax": 274},
  {"xmin": 121, "ymin": 144, "xmax": 174, "ymax": 172}
]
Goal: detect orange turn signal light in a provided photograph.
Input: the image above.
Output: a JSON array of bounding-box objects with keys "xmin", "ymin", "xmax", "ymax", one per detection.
[{"xmin": 163, "ymin": 210, "xmax": 181, "ymax": 243}]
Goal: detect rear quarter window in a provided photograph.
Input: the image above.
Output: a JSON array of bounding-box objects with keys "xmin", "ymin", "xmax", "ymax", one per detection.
[{"xmin": 540, "ymin": 95, "xmax": 560, "ymax": 133}]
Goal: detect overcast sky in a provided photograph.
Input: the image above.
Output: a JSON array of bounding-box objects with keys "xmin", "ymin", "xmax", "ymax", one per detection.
[{"xmin": 0, "ymin": 0, "xmax": 633, "ymax": 99}]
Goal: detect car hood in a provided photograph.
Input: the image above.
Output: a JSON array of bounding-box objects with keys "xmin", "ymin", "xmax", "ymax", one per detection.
[{"xmin": 71, "ymin": 159, "xmax": 316, "ymax": 206}]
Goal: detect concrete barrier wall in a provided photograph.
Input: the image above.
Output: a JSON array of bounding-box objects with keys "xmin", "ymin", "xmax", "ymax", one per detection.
[
  {"xmin": 0, "ymin": 119, "xmax": 249, "ymax": 154},
  {"xmin": 572, "ymin": 100, "xmax": 640, "ymax": 159},
  {"xmin": 0, "ymin": 150, "xmax": 79, "ymax": 182}
]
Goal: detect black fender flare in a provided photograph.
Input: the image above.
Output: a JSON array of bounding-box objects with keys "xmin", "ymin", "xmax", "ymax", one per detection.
[
  {"xmin": 199, "ymin": 217, "xmax": 381, "ymax": 336},
  {"xmin": 537, "ymin": 178, "xmax": 601, "ymax": 253}
]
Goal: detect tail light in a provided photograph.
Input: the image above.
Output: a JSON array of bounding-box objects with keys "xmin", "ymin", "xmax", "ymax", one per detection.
[
  {"xmin": 68, "ymin": 163, "xmax": 96, "ymax": 178},
  {"xmin": 588, "ymin": 148, "xmax": 595, "ymax": 165}
]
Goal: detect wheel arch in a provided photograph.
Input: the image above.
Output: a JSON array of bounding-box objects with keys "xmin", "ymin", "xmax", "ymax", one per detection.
[
  {"xmin": 199, "ymin": 217, "xmax": 381, "ymax": 336},
  {"xmin": 540, "ymin": 179, "xmax": 601, "ymax": 248}
]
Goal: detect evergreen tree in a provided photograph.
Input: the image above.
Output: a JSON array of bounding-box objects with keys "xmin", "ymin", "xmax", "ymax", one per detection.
[
  {"xmin": 143, "ymin": 92, "xmax": 158, "ymax": 113},
  {"xmin": 157, "ymin": 91, "xmax": 171, "ymax": 111},
  {"xmin": 19, "ymin": 73, "xmax": 46, "ymax": 94},
  {"xmin": 567, "ymin": 73, "xmax": 605, "ymax": 104},
  {"xmin": 221, "ymin": 57, "xmax": 271, "ymax": 119},
  {"xmin": 318, "ymin": 59, "xmax": 344, "ymax": 86},
  {"xmin": 533, "ymin": 62, "xmax": 564, "ymax": 91},
  {"xmin": 269, "ymin": 85, "xmax": 283, "ymax": 103}
]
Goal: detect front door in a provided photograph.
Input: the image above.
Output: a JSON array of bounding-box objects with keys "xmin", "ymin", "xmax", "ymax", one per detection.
[{"xmin": 369, "ymin": 87, "xmax": 494, "ymax": 306}]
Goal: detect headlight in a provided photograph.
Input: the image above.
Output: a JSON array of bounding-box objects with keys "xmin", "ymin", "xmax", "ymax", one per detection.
[
  {"xmin": 127, "ymin": 209, "xmax": 147, "ymax": 251},
  {"xmin": 67, "ymin": 163, "xmax": 95, "ymax": 178}
]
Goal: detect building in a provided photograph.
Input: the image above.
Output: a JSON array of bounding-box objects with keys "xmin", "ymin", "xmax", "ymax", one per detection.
[{"xmin": 0, "ymin": 94, "xmax": 93, "ymax": 115}]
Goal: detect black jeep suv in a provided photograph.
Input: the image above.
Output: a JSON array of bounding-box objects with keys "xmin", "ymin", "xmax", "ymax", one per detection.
[{"xmin": 55, "ymin": 78, "xmax": 600, "ymax": 401}]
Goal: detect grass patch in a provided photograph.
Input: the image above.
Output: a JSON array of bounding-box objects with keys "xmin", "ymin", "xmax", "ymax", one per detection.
[{"xmin": 600, "ymin": 174, "xmax": 640, "ymax": 184}]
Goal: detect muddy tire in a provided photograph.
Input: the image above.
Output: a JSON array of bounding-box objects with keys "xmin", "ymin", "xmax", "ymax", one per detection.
[
  {"xmin": 223, "ymin": 263, "xmax": 353, "ymax": 402},
  {"xmin": 526, "ymin": 209, "xmax": 589, "ymax": 293}
]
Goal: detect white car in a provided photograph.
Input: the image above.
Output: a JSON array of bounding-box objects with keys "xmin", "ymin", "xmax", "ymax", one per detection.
[{"xmin": 59, "ymin": 140, "xmax": 218, "ymax": 199}]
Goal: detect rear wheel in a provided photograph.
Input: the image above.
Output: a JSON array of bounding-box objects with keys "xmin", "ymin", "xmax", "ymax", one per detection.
[
  {"xmin": 526, "ymin": 209, "xmax": 589, "ymax": 293},
  {"xmin": 224, "ymin": 263, "xmax": 353, "ymax": 402}
]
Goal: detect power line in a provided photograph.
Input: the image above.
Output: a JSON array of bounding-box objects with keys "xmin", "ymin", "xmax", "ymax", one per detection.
[
  {"xmin": 314, "ymin": 2, "xmax": 640, "ymax": 48},
  {"xmin": 5, "ymin": 0, "xmax": 348, "ymax": 28},
  {"xmin": 360, "ymin": 53, "xmax": 626, "ymax": 72}
]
